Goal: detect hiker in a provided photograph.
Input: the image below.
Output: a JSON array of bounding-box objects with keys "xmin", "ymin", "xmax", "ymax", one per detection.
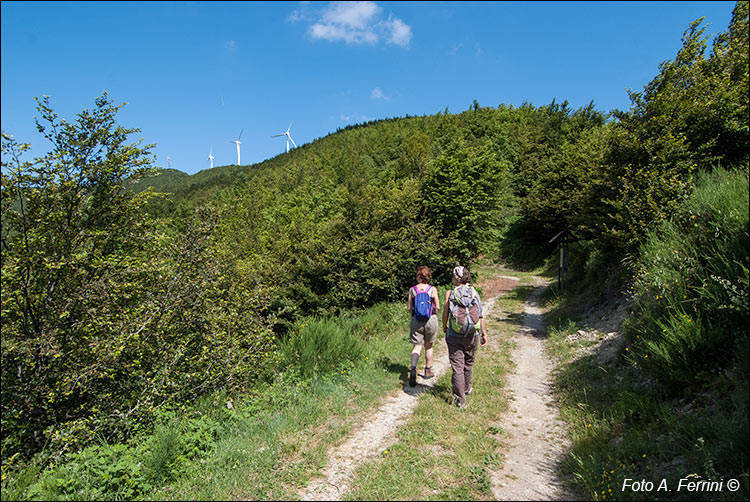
[
  {"xmin": 407, "ymin": 266, "xmax": 440, "ymax": 387},
  {"xmin": 443, "ymin": 265, "xmax": 487, "ymax": 408}
]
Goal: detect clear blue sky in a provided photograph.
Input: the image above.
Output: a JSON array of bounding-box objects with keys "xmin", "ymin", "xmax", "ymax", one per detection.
[{"xmin": 1, "ymin": 1, "xmax": 737, "ymax": 175}]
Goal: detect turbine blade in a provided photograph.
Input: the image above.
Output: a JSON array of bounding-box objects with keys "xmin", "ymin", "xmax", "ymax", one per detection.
[
  {"xmin": 272, "ymin": 133, "xmax": 284, "ymax": 137},
  {"xmin": 287, "ymin": 121, "xmax": 293, "ymax": 132},
  {"xmin": 289, "ymin": 135, "xmax": 297, "ymax": 148},
  {"xmin": 238, "ymin": 128, "xmax": 243, "ymax": 140}
]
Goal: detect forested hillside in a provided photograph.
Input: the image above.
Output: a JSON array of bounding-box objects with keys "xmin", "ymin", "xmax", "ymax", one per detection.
[{"xmin": 1, "ymin": 2, "xmax": 747, "ymax": 498}]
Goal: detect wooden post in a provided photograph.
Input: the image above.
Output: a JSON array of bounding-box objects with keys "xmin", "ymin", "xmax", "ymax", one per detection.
[{"xmin": 550, "ymin": 229, "xmax": 573, "ymax": 291}]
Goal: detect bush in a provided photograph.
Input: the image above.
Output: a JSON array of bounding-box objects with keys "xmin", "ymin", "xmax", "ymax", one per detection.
[
  {"xmin": 25, "ymin": 443, "xmax": 149, "ymax": 501},
  {"xmin": 625, "ymin": 167, "xmax": 749, "ymax": 390},
  {"xmin": 1, "ymin": 95, "xmax": 278, "ymax": 464},
  {"xmin": 278, "ymin": 317, "xmax": 364, "ymax": 379}
]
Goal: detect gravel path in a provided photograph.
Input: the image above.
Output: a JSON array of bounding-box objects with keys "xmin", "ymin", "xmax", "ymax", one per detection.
[
  {"xmin": 297, "ymin": 322, "xmax": 453, "ymax": 501},
  {"xmin": 298, "ymin": 287, "xmax": 510, "ymax": 501},
  {"xmin": 490, "ymin": 283, "xmax": 576, "ymax": 501}
]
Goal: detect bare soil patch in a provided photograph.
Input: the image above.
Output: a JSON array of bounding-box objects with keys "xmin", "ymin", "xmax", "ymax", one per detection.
[{"xmin": 479, "ymin": 275, "xmax": 522, "ymax": 298}]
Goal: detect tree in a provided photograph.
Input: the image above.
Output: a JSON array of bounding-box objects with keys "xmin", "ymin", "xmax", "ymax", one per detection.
[
  {"xmin": 578, "ymin": 2, "xmax": 749, "ymax": 262},
  {"xmin": 1, "ymin": 93, "xmax": 159, "ymax": 456},
  {"xmin": 422, "ymin": 137, "xmax": 506, "ymax": 262},
  {"xmin": 2, "ymin": 94, "xmax": 279, "ymax": 462}
]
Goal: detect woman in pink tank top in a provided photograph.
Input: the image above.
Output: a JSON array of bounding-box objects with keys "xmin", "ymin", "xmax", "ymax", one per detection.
[{"xmin": 407, "ymin": 266, "xmax": 440, "ymax": 387}]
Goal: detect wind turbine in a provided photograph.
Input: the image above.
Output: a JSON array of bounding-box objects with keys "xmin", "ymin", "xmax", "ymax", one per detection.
[
  {"xmin": 272, "ymin": 122, "xmax": 297, "ymax": 153},
  {"xmin": 232, "ymin": 129, "xmax": 243, "ymax": 165},
  {"xmin": 208, "ymin": 145, "xmax": 214, "ymax": 169}
]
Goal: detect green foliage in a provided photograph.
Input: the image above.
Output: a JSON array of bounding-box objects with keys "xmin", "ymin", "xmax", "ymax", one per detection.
[
  {"xmin": 1, "ymin": 3, "xmax": 746, "ymax": 491},
  {"xmin": 1, "ymin": 93, "xmax": 159, "ymax": 458},
  {"xmin": 510, "ymin": 100, "xmax": 608, "ymax": 242},
  {"xmin": 3, "ymin": 299, "xmax": 410, "ymax": 501},
  {"xmin": 143, "ymin": 421, "xmax": 183, "ymax": 484},
  {"xmin": 26, "ymin": 442, "xmax": 149, "ymax": 501},
  {"xmin": 16, "ymin": 407, "xmax": 233, "ymax": 501},
  {"xmin": 625, "ymin": 167, "xmax": 749, "ymax": 390},
  {"xmin": 204, "ymin": 111, "xmax": 516, "ymax": 318},
  {"xmin": 278, "ymin": 317, "xmax": 364, "ymax": 379},
  {"xmin": 423, "ymin": 136, "xmax": 511, "ymax": 261},
  {"xmin": 1, "ymin": 95, "xmax": 277, "ymax": 465},
  {"xmin": 577, "ymin": 2, "xmax": 749, "ymax": 262}
]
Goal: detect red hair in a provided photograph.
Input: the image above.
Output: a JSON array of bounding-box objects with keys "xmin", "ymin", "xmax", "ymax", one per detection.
[{"xmin": 416, "ymin": 266, "xmax": 432, "ymax": 284}]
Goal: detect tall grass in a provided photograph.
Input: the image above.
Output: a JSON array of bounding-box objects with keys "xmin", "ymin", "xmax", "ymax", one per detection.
[
  {"xmin": 544, "ymin": 167, "xmax": 749, "ymax": 501},
  {"xmin": 278, "ymin": 317, "xmax": 364, "ymax": 379},
  {"xmin": 625, "ymin": 167, "xmax": 749, "ymax": 390}
]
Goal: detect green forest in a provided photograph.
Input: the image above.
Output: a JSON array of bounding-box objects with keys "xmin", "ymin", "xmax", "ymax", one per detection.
[{"xmin": 1, "ymin": 2, "xmax": 748, "ymax": 500}]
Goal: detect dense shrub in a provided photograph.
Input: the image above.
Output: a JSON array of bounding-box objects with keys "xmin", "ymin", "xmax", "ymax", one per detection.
[
  {"xmin": 576, "ymin": 2, "xmax": 749, "ymax": 263},
  {"xmin": 278, "ymin": 317, "xmax": 364, "ymax": 379},
  {"xmin": 1, "ymin": 96, "xmax": 277, "ymax": 464}
]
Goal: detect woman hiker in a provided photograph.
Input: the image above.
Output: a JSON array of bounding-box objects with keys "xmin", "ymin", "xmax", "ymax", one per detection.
[
  {"xmin": 407, "ymin": 266, "xmax": 440, "ymax": 387},
  {"xmin": 442, "ymin": 266, "xmax": 487, "ymax": 408}
]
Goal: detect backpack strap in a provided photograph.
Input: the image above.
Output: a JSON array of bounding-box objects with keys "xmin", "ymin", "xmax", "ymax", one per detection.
[{"xmin": 414, "ymin": 284, "xmax": 432, "ymax": 294}]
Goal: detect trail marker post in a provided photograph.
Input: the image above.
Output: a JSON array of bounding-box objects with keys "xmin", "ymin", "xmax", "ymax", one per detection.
[{"xmin": 549, "ymin": 228, "xmax": 576, "ymax": 291}]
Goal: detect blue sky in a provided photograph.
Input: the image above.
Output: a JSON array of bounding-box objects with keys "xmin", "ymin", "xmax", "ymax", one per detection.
[{"xmin": 1, "ymin": 1, "xmax": 737, "ymax": 175}]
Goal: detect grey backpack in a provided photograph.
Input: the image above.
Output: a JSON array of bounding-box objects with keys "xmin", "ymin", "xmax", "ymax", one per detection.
[{"xmin": 449, "ymin": 285, "xmax": 480, "ymax": 335}]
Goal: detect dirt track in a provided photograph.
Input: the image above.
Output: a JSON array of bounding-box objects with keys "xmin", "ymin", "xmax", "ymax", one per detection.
[
  {"xmin": 490, "ymin": 282, "xmax": 575, "ymax": 500},
  {"xmin": 299, "ymin": 274, "xmax": 573, "ymax": 501}
]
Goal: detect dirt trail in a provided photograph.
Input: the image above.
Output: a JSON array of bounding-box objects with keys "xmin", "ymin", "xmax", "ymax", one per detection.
[
  {"xmin": 490, "ymin": 283, "xmax": 575, "ymax": 501},
  {"xmin": 297, "ymin": 307, "xmax": 458, "ymax": 501},
  {"xmin": 298, "ymin": 276, "xmax": 572, "ymax": 501}
]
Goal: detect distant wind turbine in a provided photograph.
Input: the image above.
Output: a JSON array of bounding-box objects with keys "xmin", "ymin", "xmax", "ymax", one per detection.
[
  {"xmin": 232, "ymin": 129, "xmax": 243, "ymax": 165},
  {"xmin": 208, "ymin": 145, "xmax": 214, "ymax": 169},
  {"xmin": 272, "ymin": 122, "xmax": 297, "ymax": 153},
  {"xmin": 167, "ymin": 156, "xmax": 171, "ymax": 169}
]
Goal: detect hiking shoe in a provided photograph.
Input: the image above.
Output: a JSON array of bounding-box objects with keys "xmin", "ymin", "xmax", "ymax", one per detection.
[
  {"xmin": 423, "ymin": 367, "xmax": 434, "ymax": 379},
  {"xmin": 453, "ymin": 396, "xmax": 466, "ymax": 409},
  {"xmin": 466, "ymin": 386, "xmax": 473, "ymax": 395},
  {"xmin": 409, "ymin": 368, "xmax": 417, "ymax": 387}
]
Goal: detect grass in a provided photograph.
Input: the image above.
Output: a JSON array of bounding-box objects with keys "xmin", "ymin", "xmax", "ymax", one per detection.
[
  {"xmin": 155, "ymin": 303, "xmax": 416, "ymax": 501},
  {"xmin": 3, "ymin": 302, "xmax": 415, "ymax": 501},
  {"xmin": 1, "ymin": 263, "xmax": 570, "ymax": 501},
  {"xmin": 341, "ymin": 269, "xmax": 540, "ymax": 501},
  {"xmin": 538, "ymin": 168, "xmax": 749, "ymax": 501},
  {"xmin": 543, "ymin": 287, "xmax": 749, "ymax": 501}
]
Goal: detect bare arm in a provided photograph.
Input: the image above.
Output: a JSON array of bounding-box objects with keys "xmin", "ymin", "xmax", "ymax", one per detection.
[
  {"xmin": 477, "ymin": 291, "xmax": 487, "ymax": 344},
  {"xmin": 442, "ymin": 289, "xmax": 451, "ymax": 332}
]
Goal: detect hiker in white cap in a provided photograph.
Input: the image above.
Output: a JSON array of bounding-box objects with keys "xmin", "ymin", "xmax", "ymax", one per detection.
[{"xmin": 442, "ymin": 265, "xmax": 487, "ymax": 408}]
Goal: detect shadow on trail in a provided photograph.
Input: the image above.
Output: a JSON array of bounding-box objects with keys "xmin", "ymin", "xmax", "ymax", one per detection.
[
  {"xmin": 493, "ymin": 285, "xmax": 550, "ymax": 340},
  {"xmin": 499, "ymin": 311, "xmax": 526, "ymax": 329},
  {"xmin": 377, "ymin": 356, "xmax": 406, "ymax": 378},
  {"xmin": 397, "ymin": 379, "xmax": 453, "ymax": 400},
  {"xmin": 401, "ymin": 380, "xmax": 448, "ymax": 397}
]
